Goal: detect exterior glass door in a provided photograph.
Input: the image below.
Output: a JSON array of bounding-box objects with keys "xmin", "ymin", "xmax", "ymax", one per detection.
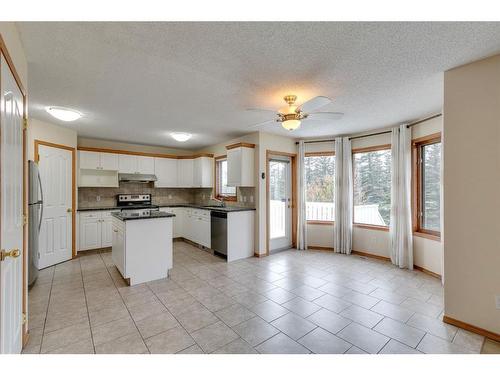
[{"xmin": 269, "ymin": 157, "xmax": 292, "ymax": 252}]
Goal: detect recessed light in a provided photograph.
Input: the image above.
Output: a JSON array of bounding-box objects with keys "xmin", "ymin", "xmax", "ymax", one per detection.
[
  {"xmin": 46, "ymin": 106, "xmax": 82, "ymax": 122},
  {"xmin": 171, "ymin": 132, "xmax": 192, "ymax": 142}
]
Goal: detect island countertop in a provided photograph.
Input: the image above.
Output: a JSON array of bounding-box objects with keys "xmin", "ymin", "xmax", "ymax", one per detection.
[{"xmin": 111, "ymin": 210, "xmax": 175, "ymax": 221}]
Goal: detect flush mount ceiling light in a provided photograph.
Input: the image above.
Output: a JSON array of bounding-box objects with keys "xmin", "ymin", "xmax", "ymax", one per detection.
[
  {"xmin": 171, "ymin": 132, "xmax": 192, "ymax": 142},
  {"xmin": 46, "ymin": 106, "xmax": 82, "ymax": 122}
]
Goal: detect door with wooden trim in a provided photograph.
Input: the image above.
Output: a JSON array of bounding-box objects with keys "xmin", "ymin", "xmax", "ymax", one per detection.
[
  {"xmin": 0, "ymin": 53, "xmax": 24, "ymax": 354},
  {"xmin": 37, "ymin": 145, "xmax": 72, "ymax": 269},
  {"xmin": 269, "ymin": 156, "xmax": 292, "ymax": 252}
]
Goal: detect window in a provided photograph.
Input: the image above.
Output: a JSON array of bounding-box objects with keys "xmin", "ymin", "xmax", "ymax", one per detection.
[
  {"xmin": 353, "ymin": 146, "xmax": 391, "ymax": 227},
  {"xmin": 413, "ymin": 135, "xmax": 441, "ymax": 237},
  {"xmin": 305, "ymin": 153, "xmax": 335, "ymax": 222},
  {"xmin": 215, "ymin": 157, "xmax": 236, "ymax": 200}
]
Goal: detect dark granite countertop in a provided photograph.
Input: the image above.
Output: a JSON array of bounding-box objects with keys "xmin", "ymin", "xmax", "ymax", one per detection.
[
  {"xmin": 78, "ymin": 204, "xmax": 256, "ymax": 213},
  {"xmin": 111, "ymin": 210, "xmax": 175, "ymax": 221}
]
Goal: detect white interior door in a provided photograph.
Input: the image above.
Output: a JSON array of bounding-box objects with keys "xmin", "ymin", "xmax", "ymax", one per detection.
[
  {"xmin": 38, "ymin": 145, "xmax": 72, "ymax": 269},
  {"xmin": 269, "ymin": 157, "xmax": 292, "ymax": 252},
  {"xmin": 0, "ymin": 54, "xmax": 24, "ymax": 354}
]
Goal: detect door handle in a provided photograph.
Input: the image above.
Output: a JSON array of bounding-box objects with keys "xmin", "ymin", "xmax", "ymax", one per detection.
[
  {"xmin": 67, "ymin": 208, "xmax": 72, "ymax": 213},
  {"xmin": 113, "ymin": 229, "xmax": 118, "ymax": 232},
  {"xmin": 1, "ymin": 249, "xmax": 20, "ymax": 261}
]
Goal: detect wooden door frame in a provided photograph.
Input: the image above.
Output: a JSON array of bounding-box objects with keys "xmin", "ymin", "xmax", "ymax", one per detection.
[
  {"xmin": 0, "ymin": 34, "xmax": 29, "ymax": 348},
  {"xmin": 34, "ymin": 140, "xmax": 77, "ymax": 259},
  {"xmin": 266, "ymin": 150, "xmax": 297, "ymax": 256}
]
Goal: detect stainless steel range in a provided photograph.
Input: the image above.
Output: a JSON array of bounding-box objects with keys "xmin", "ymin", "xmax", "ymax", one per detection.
[{"xmin": 116, "ymin": 194, "xmax": 159, "ymax": 214}]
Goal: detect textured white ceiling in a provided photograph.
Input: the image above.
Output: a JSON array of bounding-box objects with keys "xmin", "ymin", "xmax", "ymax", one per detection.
[{"xmin": 17, "ymin": 22, "xmax": 500, "ymax": 149}]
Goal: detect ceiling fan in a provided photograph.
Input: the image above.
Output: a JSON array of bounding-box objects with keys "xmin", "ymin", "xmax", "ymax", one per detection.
[{"xmin": 247, "ymin": 95, "xmax": 344, "ymax": 131}]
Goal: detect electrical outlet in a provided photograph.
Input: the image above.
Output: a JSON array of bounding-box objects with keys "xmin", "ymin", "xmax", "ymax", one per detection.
[
  {"xmin": 495, "ymin": 295, "xmax": 500, "ymax": 310},
  {"xmin": 96, "ymin": 195, "xmax": 101, "ymax": 202},
  {"xmin": 250, "ymin": 196, "xmax": 254, "ymax": 203},
  {"xmin": 168, "ymin": 194, "xmax": 172, "ymax": 199}
]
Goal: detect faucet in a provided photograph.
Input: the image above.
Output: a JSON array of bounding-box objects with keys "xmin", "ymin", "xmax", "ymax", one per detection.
[{"xmin": 210, "ymin": 196, "xmax": 226, "ymax": 208}]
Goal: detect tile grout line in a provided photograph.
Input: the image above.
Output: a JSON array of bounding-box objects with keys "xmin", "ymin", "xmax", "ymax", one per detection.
[
  {"xmin": 100, "ymin": 251, "xmax": 151, "ymax": 354},
  {"xmin": 79, "ymin": 257, "xmax": 96, "ymax": 354},
  {"xmin": 37, "ymin": 266, "xmax": 55, "ymax": 354}
]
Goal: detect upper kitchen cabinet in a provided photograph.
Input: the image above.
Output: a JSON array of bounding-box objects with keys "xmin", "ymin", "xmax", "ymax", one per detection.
[
  {"xmin": 193, "ymin": 156, "xmax": 213, "ymax": 188},
  {"xmin": 226, "ymin": 143, "xmax": 255, "ymax": 187},
  {"xmin": 177, "ymin": 158, "xmax": 194, "ymax": 187},
  {"xmin": 78, "ymin": 150, "xmax": 119, "ymax": 187},
  {"xmin": 154, "ymin": 157, "xmax": 178, "ymax": 187},
  {"xmin": 119, "ymin": 154, "xmax": 155, "ymax": 174},
  {"xmin": 79, "ymin": 150, "xmax": 119, "ymax": 171}
]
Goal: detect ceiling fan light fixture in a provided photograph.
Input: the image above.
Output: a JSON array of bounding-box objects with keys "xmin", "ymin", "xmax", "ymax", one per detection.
[
  {"xmin": 170, "ymin": 132, "xmax": 192, "ymax": 142},
  {"xmin": 282, "ymin": 119, "xmax": 301, "ymax": 131}
]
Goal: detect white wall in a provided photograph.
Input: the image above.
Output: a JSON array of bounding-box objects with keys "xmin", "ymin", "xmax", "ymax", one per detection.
[
  {"xmin": 443, "ymin": 54, "xmax": 500, "ymax": 335},
  {"xmin": 28, "ymin": 118, "xmax": 78, "ymax": 160},
  {"xmin": 0, "ymin": 23, "xmax": 28, "ymax": 91},
  {"xmin": 305, "ymin": 116, "xmax": 443, "ymax": 275}
]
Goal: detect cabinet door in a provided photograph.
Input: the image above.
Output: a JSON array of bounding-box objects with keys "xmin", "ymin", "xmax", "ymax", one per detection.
[
  {"xmin": 100, "ymin": 153, "xmax": 119, "ymax": 171},
  {"xmin": 200, "ymin": 218, "xmax": 211, "ymax": 248},
  {"xmin": 137, "ymin": 156, "xmax": 155, "ymax": 174},
  {"xmin": 100, "ymin": 212, "xmax": 118, "ymax": 247},
  {"xmin": 112, "ymin": 225, "xmax": 125, "ymax": 276},
  {"xmin": 79, "ymin": 151, "xmax": 100, "ymax": 170},
  {"xmin": 193, "ymin": 157, "xmax": 213, "ymax": 188},
  {"xmin": 226, "ymin": 148, "xmax": 241, "ymax": 186},
  {"xmin": 155, "ymin": 157, "xmax": 178, "ymax": 187},
  {"xmin": 118, "ymin": 154, "xmax": 137, "ymax": 173},
  {"xmin": 177, "ymin": 159, "xmax": 193, "ymax": 187},
  {"xmin": 79, "ymin": 213, "xmax": 102, "ymax": 250},
  {"xmin": 193, "ymin": 158, "xmax": 201, "ymax": 187}
]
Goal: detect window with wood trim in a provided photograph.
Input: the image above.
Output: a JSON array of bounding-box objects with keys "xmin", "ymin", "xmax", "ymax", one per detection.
[
  {"xmin": 215, "ymin": 157, "xmax": 236, "ymax": 200},
  {"xmin": 305, "ymin": 152, "xmax": 335, "ymax": 223},
  {"xmin": 413, "ymin": 134, "xmax": 441, "ymax": 237},
  {"xmin": 352, "ymin": 145, "xmax": 391, "ymax": 227}
]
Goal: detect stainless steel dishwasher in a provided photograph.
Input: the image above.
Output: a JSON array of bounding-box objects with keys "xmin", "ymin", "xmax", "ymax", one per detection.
[{"xmin": 211, "ymin": 211, "xmax": 227, "ymax": 257}]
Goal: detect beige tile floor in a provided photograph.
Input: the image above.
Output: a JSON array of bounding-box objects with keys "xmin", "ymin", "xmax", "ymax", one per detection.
[{"xmin": 23, "ymin": 241, "xmax": 492, "ymax": 354}]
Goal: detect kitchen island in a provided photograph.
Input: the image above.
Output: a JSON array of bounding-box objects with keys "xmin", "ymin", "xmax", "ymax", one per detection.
[{"xmin": 111, "ymin": 210, "xmax": 175, "ymax": 285}]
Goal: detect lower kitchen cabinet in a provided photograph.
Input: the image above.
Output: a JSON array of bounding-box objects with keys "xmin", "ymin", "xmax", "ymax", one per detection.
[
  {"xmin": 160, "ymin": 207, "xmax": 210, "ymax": 248},
  {"xmin": 78, "ymin": 210, "xmax": 119, "ymax": 251}
]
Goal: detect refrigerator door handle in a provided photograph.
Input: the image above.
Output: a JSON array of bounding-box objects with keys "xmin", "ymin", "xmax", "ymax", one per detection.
[{"xmin": 38, "ymin": 170, "xmax": 44, "ymax": 232}]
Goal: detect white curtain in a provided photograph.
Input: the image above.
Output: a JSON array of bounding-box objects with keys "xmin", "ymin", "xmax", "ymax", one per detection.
[
  {"xmin": 297, "ymin": 140, "xmax": 308, "ymax": 250},
  {"xmin": 334, "ymin": 137, "xmax": 353, "ymax": 254},
  {"xmin": 390, "ymin": 125, "xmax": 413, "ymax": 269}
]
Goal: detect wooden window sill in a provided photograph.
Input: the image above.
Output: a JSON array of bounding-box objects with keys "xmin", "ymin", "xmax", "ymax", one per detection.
[
  {"xmin": 307, "ymin": 220, "xmax": 334, "ymax": 225},
  {"xmin": 216, "ymin": 195, "xmax": 237, "ymax": 202},
  {"xmin": 353, "ymin": 223, "xmax": 389, "ymax": 232},
  {"xmin": 413, "ymin": 231, "xmax": 441, "ymax": 242}
]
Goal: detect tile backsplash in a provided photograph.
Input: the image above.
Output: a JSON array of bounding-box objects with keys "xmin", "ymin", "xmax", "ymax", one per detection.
[{"xmin": 78, "ymin": 183, "xmax": 255, "ymax": 209}]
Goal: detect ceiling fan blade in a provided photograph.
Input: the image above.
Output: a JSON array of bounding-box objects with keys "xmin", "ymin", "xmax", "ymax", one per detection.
[
  {"xmin": 245, "ymin": 108, "xmax": 277, "ymax": 115},
  {"xmin": 307, "ymin": 112, "xmax": 344, "ymax": 120},
  {"xmin": 248, "ymin": 119, "xmax": 276, "ymax": 128},
  {"xmin": 297, "ymin": 96, "xmax": 332, "ymax": 113}
]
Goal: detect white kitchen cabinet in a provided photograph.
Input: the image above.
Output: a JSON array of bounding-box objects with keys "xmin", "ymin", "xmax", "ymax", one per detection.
[
  {"xmin": 138, "ymin": 156, "xmax": 155, "ymax": 174},
  {"xmin": 118, "ymin": 154, "xmax": 137, "ymax": 174},
  {"xmin": 177, "ymin": 159, "xmax": 194, "ymax": 187},
  {"xmin": 226, "ymin": 144, "xmax": 255, "ymax": 187},
  {"xmin": 193, "ymin": 157, "xmax": 213, "ymax": 188},
  {"xmin": 79, "ymin": 212, "xmax": 102, "ymax": 251},
  {"xmin": 100, "ymin": 153, "xmax": 119, "ymax": 170},
  {"xmin": 154, "ymin": 157, "xmax": 178, "ymax": 187},
  {"xmin": 78, "ymin": 210, "xmax": 119, "ymax": 251},
  {"xmin": 159, "ymin": 207, "xmax": 182, "ymax": 238},
  {"xmin": 79, "ymin": 151, "xmax": 100, "ymax": 170},
  {"xmin": 118, "ymin": 154, "xmax": 155, "ymax": 174},
  {"xmin": 79, "ymin": 150, "xmax": 118, "ymax": 171}
]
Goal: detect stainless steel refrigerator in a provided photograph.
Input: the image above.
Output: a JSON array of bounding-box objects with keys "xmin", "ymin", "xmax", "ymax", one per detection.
[{"xmin": 28, "ymin": 160, "xmax": 43, "ymax": 287}]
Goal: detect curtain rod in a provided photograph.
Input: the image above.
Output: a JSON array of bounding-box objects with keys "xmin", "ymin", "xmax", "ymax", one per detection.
[{"xmin": 295, "ymin": 113, "xmax": 442, "ymax": 144}]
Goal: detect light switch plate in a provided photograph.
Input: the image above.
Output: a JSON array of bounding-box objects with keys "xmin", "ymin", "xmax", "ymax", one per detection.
[{"xmin": 495, "ymin": 295, "xmax": 500, "ymax": 310}]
